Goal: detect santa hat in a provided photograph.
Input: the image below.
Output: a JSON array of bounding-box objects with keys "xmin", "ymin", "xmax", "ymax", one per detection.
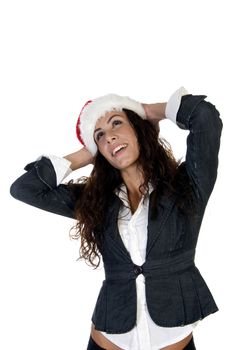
[{"xmin": 76, "ymin": 93, "xmax": 146, "ymax": 155}]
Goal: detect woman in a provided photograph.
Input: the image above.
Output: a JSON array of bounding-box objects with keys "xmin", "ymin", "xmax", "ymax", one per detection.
[{"xmin": 10, "ymin": 87, "xmax": 223, "ymax": 350}]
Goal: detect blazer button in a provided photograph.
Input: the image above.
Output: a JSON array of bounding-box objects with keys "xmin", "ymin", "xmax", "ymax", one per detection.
[{"xmin": 133, "ymin": 265, "xmax": 143, "ymax": 276}]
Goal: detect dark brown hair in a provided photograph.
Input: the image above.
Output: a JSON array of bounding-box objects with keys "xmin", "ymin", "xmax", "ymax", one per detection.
[{"xmin": 68, "ymin": 109, "xmax": 196, "ymax": 268}]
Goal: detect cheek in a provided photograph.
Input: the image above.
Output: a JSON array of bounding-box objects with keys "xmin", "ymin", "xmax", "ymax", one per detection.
[
  {"xmin": 98, "ymin": 144, "xmax": 110, "ymax": 159},
  {"xmin": 96, "ymin": 140, "xmax": 104, "ymax": 153},
  {"xmin": 131, "ymin": 136, "xmax": 140, "ymax": 154}
]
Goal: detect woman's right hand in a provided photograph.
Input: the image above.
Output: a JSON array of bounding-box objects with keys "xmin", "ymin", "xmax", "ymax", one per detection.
[
  {"xmin": 142, "ymin": 102, "xmax": 167, "ymax": 124},
  {"xmin": 63, "ymin": 147, "xmax": 94, "ymax": 171}
]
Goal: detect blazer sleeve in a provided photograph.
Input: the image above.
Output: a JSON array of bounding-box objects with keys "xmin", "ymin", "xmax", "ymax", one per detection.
[
  {"xmin": 176, "ymin": 94, "xmax": 223, "ymax": 204},
  {"xmin": 10, "ymin": 156, "xmax": 79, "ymax": 218}
]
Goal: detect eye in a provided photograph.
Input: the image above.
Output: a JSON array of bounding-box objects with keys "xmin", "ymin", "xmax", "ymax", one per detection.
[
  {"xmin": 96, "ymin": 131, "xmax": 104, "ymax": 141},
  {"xmin": 112, "ymin": 119, "xmax": 122, "ymax": 126}
]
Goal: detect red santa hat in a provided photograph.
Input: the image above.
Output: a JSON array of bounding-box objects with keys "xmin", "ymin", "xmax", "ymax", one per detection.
[{"xmin": 76, "ymin": 93, "xmax": 147, "ymax": 155}]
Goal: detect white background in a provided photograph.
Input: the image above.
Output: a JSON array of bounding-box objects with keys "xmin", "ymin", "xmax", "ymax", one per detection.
[{"xmin": 0, "ymin": 0, "xmax": 232, "ymax": 349}]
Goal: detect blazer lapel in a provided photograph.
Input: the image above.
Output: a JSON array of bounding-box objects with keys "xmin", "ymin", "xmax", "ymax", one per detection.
[
  {"xmin": 105, "ymin": 191, "xmax": 177, "ymax": 261},
  {"xmin": 146, "ymin": 191, "xmax": 177, "ymax": 258},
  {"xmin": 105, "ymin": 194, "xmax": 132, "ymax": 260}
]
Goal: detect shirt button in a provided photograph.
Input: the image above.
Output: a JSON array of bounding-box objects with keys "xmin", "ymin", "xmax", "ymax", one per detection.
[{"xmin": 133, "ymin": 265, "xmax": 143, "ymax": 276}]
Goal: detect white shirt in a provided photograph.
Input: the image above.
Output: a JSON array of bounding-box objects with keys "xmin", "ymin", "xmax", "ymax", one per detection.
[{"xmin": 40, "ymin": 87, "xmax": 199, "ymax": 350}]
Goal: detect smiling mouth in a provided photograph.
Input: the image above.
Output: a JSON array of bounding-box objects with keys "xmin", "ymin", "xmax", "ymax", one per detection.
[{"xmin": 112, "ymin": 144, "xmax": 128, "ymax": 157}]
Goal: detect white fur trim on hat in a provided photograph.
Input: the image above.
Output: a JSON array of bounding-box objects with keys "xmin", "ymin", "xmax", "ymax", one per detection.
[{"xmin": 78, "ymin": 93, "xmax": 146, "ymax": 155}]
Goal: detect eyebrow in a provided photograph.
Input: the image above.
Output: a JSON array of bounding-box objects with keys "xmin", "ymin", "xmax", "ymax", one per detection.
[{"xmin": 94, "ymin": 114, "xmax": 122, "ymax": 134}]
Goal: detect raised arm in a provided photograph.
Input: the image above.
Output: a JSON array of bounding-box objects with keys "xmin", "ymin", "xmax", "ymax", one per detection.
[
  {"xmin": 10, "ymin": 147, "xmax": 94, "ymax": 218},
  {"xmin": 142, "ymin": 88, "xmax": 223, "ymax": 204},
  {"xmin": 176, "ymin": 94, "xmax": 223, "ymax": 203}
]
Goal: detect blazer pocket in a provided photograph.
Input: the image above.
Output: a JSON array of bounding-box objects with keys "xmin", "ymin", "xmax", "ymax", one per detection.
[
  {"xmin": 145, "ymin": 275, "xmax": 186, "ymax": 327},
  {"xmin": 105, "ymin": 279, "xmax": 137, "ymax": 333}
]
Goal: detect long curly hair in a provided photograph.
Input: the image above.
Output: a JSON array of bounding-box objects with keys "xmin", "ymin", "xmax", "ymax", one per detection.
[{"xmin": 67, "ymin": 109, "xmax": 196, "ymax": 269}]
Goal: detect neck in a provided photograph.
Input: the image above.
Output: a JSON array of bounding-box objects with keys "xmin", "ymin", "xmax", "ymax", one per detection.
[{"xmin": 120, "ymin": 164, "xmax": 145, "ymax": 197}]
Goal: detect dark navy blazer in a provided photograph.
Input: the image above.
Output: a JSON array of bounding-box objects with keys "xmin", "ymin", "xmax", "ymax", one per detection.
[{"xmin": 10, "ymin": 94, "xmax": 223, "ymax": 334}]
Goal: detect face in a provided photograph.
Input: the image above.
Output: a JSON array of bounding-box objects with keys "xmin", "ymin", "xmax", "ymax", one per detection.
[{"xmin": 94, "ymin": 110, "xmax": 140, "ymax": 171}]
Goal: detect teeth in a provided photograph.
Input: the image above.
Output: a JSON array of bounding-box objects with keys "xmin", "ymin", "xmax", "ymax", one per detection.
[{"xmin": 112, "ymin": 144, "xmax": 127, "ymax": 156}]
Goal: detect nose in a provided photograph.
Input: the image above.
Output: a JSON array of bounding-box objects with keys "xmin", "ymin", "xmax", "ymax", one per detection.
[{"xmin": 106, "ymin": 131, "xmax": 117, "ymax": 143}]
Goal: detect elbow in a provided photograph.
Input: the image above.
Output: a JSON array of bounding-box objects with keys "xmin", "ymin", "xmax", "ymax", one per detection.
[
  {"xmin": 10, "ymin": 178, "xmax": 31, "ymax": 202},
  {"xmin": 192, "ymin": 100, "xmax": 223, "ymax": 139},
  {"xmin": 10, "ymin": 179, "xmax": 24, "ymax": 201},
  {"xmin": 10, "ymin": 180, "xmax": 19, "ymax": 199}
]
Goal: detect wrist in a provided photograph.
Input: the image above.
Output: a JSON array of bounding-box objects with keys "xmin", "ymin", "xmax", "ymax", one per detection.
[
  {"xmin": 64, "ymin": 148, "xmax": 94, "ymax": 171},
  {"xmin": 143, "ymin": 102, "xmax": 167, "ymax": 122}
]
